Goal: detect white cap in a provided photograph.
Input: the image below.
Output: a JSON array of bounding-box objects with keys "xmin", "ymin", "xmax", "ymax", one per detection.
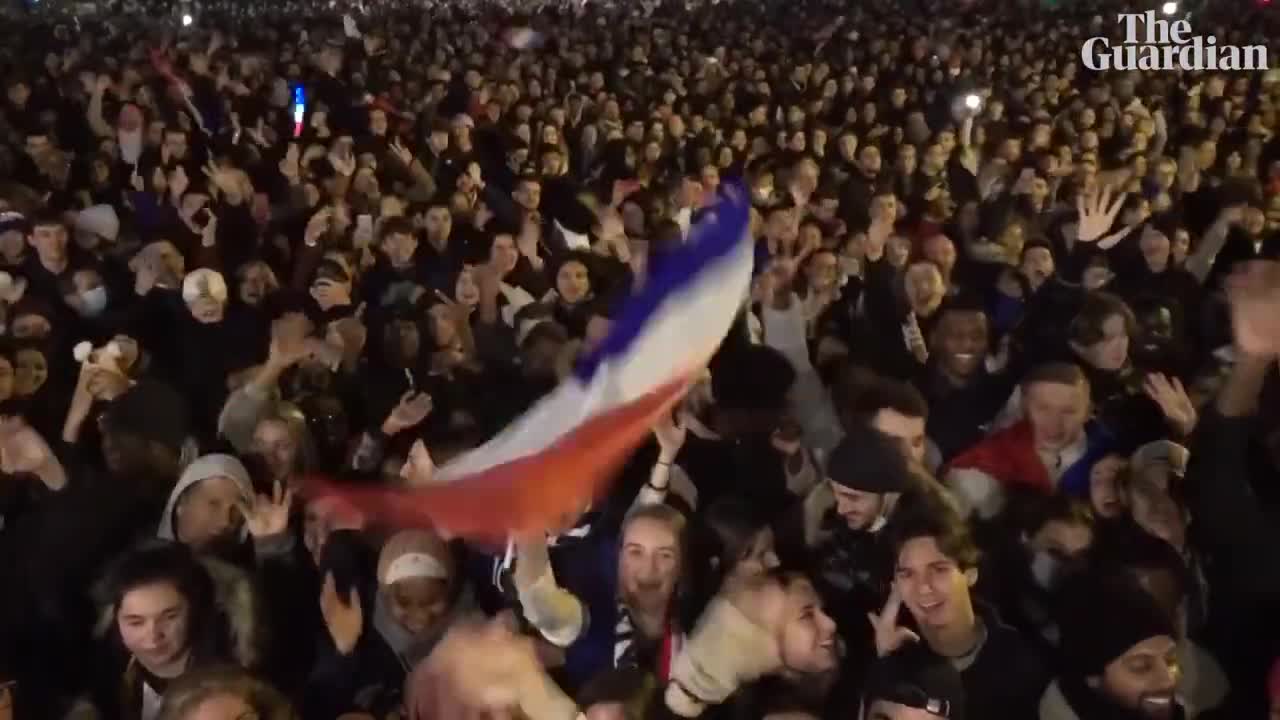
[
  {"xmin": 382, "ymin": 552, "xmax": 449, "ymax": 585},
  {"xmin": 1131, "ymin": 440, "xmax": 1190, "ymax": 479},
  {"xmin": 182, "ymin": 268, "xmax": 228, "ymax": 304},
  {"xmin": 74, "ymin": 205, "xmax": 120, "ymax": 243}
]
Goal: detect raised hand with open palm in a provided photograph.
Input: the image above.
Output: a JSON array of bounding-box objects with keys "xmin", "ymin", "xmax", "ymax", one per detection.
[
  {"xmin": 652, "ymin": 411, "xmax": 687, "ymax": 463},
  {"xmin": 1227, "ymin": 260, "xmax": 1280, "ymax": 357},
  {"xmin": 240, "ymin": 480, "xmax": 294, "ymax": 539},
  {"xmin": 1074, "ymin": 184, "xmax": 1132, "ymax": 248},
  {"xmin": 1143, "ymin": 373, "xmax": 1197, "ymax": 437},
  {"xmin": 382, "ymin": 390, "xmax": 434, "ymax": 436},
  {"xmin": 320, "ymin": 572, "xmax": 364, "ymax": 656}
]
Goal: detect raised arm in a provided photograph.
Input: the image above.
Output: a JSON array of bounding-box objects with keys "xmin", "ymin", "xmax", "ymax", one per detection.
[{"xmin": 512, "ymin": 535, "xmax": 588, "ymax": 648}]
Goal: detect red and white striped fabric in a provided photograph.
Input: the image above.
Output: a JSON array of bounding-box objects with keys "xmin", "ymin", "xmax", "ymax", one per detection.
[{"xmin": 315, "ymin": 185, "xmax": 754, "ymax": 541}]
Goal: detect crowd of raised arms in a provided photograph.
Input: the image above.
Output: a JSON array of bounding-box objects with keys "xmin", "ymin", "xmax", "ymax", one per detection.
[{"xmin": 0, "ymin": 0, "xmax": 1279, "ymax": 717}]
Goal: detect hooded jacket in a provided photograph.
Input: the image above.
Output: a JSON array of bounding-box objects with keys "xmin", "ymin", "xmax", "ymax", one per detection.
[
  {"xmin": 156, "ymin": 454, "xmax": 253, "ymax": 544},
  {"xmin": 304, "ymin": 529, "xmax": 472, "ymax": 720},
  {"xmin": 88, "ymin": 555, "xmax": 266, "ymax": 720}
]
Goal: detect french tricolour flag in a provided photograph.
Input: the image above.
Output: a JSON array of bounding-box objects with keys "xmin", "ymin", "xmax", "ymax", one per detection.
[{"xmin": 319, "ymin": 184, "xmax": 753, "ymax": 541}]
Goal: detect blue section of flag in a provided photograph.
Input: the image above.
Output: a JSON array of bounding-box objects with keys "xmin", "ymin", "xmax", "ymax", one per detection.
[{"xmin": 572, "ymin": 182, "xmax": 751, "ymax": 382}]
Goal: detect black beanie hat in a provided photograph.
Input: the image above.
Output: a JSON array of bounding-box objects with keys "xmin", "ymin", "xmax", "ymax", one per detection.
[
  {"xmin": 826, "ymin": 423, "xmax": 911, "ymax": 494},
  {"xmin": 1056, "ymin": 570, "xmax": 1176, "ymax": 678},
  {"xmin": 102, "ymin": 380, "xmax": 191, "ymax": 455},
  {"xmin": 865, "ymin": 644, "xmax": 966, "ymax": 720}
]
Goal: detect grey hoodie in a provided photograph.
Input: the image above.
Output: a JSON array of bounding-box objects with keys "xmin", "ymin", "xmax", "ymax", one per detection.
[{"xmin": 156, "ymin": 454, "xmax": 253, "ymax": 542}]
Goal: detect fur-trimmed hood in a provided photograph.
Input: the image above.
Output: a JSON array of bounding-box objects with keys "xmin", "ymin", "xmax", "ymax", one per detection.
[{"xmin": 94, "ymin": 553, "xmax": 265, "ymax": 670}]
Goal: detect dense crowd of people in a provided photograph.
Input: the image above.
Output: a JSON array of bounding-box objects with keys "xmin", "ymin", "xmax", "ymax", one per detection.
[{"xmin": 1, "ymin": 0, "xmax": 1280, "ymax": 717}]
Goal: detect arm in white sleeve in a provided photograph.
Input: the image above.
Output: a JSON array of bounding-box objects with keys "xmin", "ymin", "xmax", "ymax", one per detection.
[
  {"xmin": 760, "ymin": 293, "xmax": 810, "ymax": 371},
  {"xmin": 762, "ymin": 294, "xmax": 843, "ymax": 457},
  {"xmin": 945, "ymin": 466, "xmax": 1006, "ymax": 520},
  {"xmin": 499, "ymin": 282, "xmax": 537, "ymax": 326},
  {"xmin": 1186, "ymin": 215, "xmax": 1232, "ymax": 285},
  {"xmin": 513, "ymin": 537, "xmax": 586, "ymax": 648},
  {"xmin": 217, "ymin": 382, "xmax": 275, "ymax": 455},
  {"xmin": 635, "ymin": 458, "xmax": 675, "ymax": 508}
]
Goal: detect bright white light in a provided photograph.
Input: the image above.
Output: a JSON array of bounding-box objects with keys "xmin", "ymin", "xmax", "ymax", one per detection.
[
  {"xmin": 964, "ymin": 94, "xmax": 981, "ymax": 110},
  {"xmin": 1161, "ymin": 1, "xmax": 1177, "ymax": 14},
  {"xmin": 181, "ymin": 13, "xmax": 193, "ymax": 25}
]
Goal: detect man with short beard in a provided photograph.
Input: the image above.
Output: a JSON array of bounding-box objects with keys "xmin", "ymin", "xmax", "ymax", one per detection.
[
  {"xmin": 1043, "ymin": 571, "xmax": 1184, "ymax": 720},
  {"xmin": 777, "ymin": 422, "xmax": 912, "ymax": 690}
]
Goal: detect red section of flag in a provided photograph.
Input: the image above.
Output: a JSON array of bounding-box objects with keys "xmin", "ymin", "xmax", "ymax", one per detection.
[{"xmin": 311, "ymin": 376, "xmax": 691, "ymax": 542}]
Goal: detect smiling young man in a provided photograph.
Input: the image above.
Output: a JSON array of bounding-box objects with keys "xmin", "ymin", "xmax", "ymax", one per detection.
[
  {"xmin": 1044, "ymin": 571, "xmax": 1185, "ymax": 720},
  {"xmin": 839, "ymin": 378, "xmax": 931, "ymax": 469},
  {"xmin": 885, "ymin": 500, "xmax": 1049, "ymax": 720},
  {"xmin": 776, "ymin": 421, "xmax": 913, "ymax": 675},
  {"xmin": 917, "ymin": 296, "xmax": 1018, "ymax": 461}
]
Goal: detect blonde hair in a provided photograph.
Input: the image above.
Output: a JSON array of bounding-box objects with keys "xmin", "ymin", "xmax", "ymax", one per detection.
[
  {"xmin": 255, "ymin": 402, "xmax": 318, "ymax": 475},
  {"xmin": 157, "ymin": 665, "xmax": 295, "ymax": 720}
]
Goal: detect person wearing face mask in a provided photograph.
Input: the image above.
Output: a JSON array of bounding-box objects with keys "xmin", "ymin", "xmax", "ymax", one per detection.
[
  {"xmin": 62, "ymin": 266, "xmax": 111, "ymax": 319},
  {"xmin": 1043, "ymin": 570, "xmax": 1186, "ymax": 720},
  {"xmin": 60, "ymin": 265, "xmax": 128, "ymax": 344},
  {"xmin": 986, "ymin": 493, "xmax": 1095, "ymax": 661}
]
